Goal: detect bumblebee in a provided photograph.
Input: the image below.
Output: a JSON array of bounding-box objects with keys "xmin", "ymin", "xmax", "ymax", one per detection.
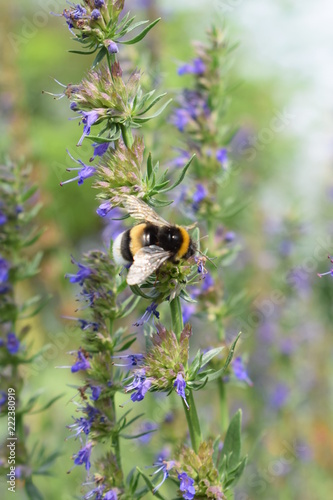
[{"xmin": 113, "ymin": 196, "xmax": 196, "ymax": 285}]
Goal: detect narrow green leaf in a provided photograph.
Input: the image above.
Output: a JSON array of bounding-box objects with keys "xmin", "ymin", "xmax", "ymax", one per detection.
[
  {"xmin": 221, "ymin": 410, "xmax": 242, "ymax": 471},
  {"xmin": 25, "ymin": 479, "xmax": 44, "ymax": 500},
  {"xmin": 137, "ymin": 467, "xmax": 166, "ymax": 500},
  {"xmin": 92, "ymin": 47, "xmax": 107, "ymax": 68},
  {"xmin": 120, "ymin": 428, "xmax": 156, "ymax": 439},
  {"xmin": 159, "ymin": 154, "xmax": 195, "ymax": 193},
  {"xmin": 200, "ymin": 347, "xmax": 224, "ymax": 368},
  {"xmin": 68, "ymin": 48, "xmax": 98, "ymax": 55},
  {"xmin": 30, "ymin": 394, "xmax": 64, "ymax": 415},
  {"xmin": 134, "ymin": 99, "xmax": 172, "ymax": 123},
  {"xmin": 137, "ymin": 93, "xmax": 168, "ymax": 116},
  {"xmin": 146, "ymin": 152, "xmax": 153, "ymax": 179},
  {"xmin": 21, "ymin": 185, "xmax": 38, "ymax": 203},
  {"xmin": 119, "ymin": 18, "xmax": 161, "ymax": 45}
]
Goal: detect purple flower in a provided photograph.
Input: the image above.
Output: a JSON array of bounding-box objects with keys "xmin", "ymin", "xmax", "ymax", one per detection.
[
  {"xmin": 90, "ymin": 385, "xmax": 102, "ymax": 401},
  {"xmin": 171, "ymin": 148, "xmax": 191, "ymax": 168},
  {"xmin": 0, "ymin": 211, "xmax": 7, "ymax": 225},
  {"xmin": 66, "ymin": 257, "xmax": 92, "ymax": 285},
  {"xmin": 174, "ymin": 373, "xmax": 189, "ymax": 409},
  {"xmin": 232, "ymin": 356, "xmax": 253, "ymax": 386},
  {"xmin": 78, "ymin": 319, "xmax": 99, "ymax": 332},
  {"xmin": 94, "ymin": 0, "xmax": 105, "ymax": 7},
  {"xmin": 105, "ymin": 40, "xmax": 119, "ymax": 54},
  {"xmin": 61, "ymin": 150, "xmax": 96, "ymax": 186},
  {"xmin": 178, "ymin": 472, "xmax": 196, "ymax": 500},
  {"xmin": 90, "ymin": 142, "xmax": 109, "ymax": 161},
  {"xmin": 104, "ymin": 490, "xmax": 118, "ymax": 500},
  {"xmin": 0, "ymin": 257, "xmax": 10, "ymax": 284},
  {"xmin": 171, "ymin": 109, "xmax": 190, "ymax": 132},
  {"xmin": 90, "ymin": 9, "xmax": 101, "ymax": 20},
  {"xmin": 84, "ymin": 484, "xmax": 104, "ymax": 500},
  {"xmin": 73, "ymin": 441, "xmax": 92, "ymax": 470},
  {"xmin": 68, "ymin": 416, "xmax": 92, "ymax": 437},
  {"xmin": 0, "ymin": 391, "xmax": 7, "ymax": 406},
  {"xmin": 78, "ymin": 110, "xmax": 100, "ymax": 146},
  {"xmin": 96, "ymin": 201, "xmax": 113, "ymax": 218},
  {"xmin": 182, "ymin": 303, "xmax": 196, "ymax": 323},
  {"xmin": 151, "ymin": 458, "xmax": 175, "ymax": 494},
  {"xmin": 125, "ymin": 368, "xmax": 151, "ymax": 402},
  {"xmin": 6, "ymin": 333, "xmax": 20, "ymax": 355},
  {"xmin": 138, "ymin": 421, "xmax": 158, "ymax": 444},
  {"xmin": 202, "ymin": 272, "xmax": 214, "ymax": 292},
  {"xmin": 192, "ymin": 183, "xmax": 207, "ymax": 211},
  {"xmin": 224, "ymin": 231, "xmax": 235, "ymax": 243},
  {"xmin": 133, "ymin": 302, "xmax": 160, "ymax": 327},
  {"xmin": 269, "ymin": 383, "xmax": 289, "ymax": 410},
  {"xmin": 112, "ymin": 353, "xmax": 145, "ymax": 367},
  {"xmin": 71, "ymin": 348, "xmax": 91, "ymax": 373},
  {"xmin": 216, "ymin": 148, "xmax": 228, "ymax": 167},
  {"xmin": 178, "ymin": 58, "xmax": 205, "ymax": 76}
]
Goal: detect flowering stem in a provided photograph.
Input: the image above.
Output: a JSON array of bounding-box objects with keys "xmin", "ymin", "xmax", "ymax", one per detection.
[
  {"xmin": 183, "ymin": 390, "xmax": 202, "ymax": 454},
  {"xmin": 217, "ymin": 378, "xmax": 229, "ymax": 434},
  {"xmin": 170, "ymin": 297, "xmax": 202, "ymax": 452},
  {"xmin": 170, "ymin": 296, "xmax": 184, "ymax": 341},
  {"xmin": 121, "ymin": 125, "xmax": 134, "ymax": 149}
]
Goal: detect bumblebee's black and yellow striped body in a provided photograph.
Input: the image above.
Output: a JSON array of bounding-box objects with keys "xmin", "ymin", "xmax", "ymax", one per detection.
[
  {"xmin": 112, "ymin": 196, "xmax": 196, "ymax": 285},
  {"xmin": 114, "ymin": 223, "xmax": 195, "ymax": 266}
]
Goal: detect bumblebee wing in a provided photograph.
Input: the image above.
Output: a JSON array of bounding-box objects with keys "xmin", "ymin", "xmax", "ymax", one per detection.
[
  {"xmin": 122, "ymin": 195, "xmax": 170, "ymax": 227},
  {"xmin": 127, "ymin": 245, "xmax": 171, "ymax": 285}
]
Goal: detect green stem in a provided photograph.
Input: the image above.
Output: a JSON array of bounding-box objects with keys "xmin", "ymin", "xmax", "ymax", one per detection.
[
  {"xmin": 111, "ymin": 395, "xmax": 123, "ymax": 480},
  {"xmin": 170, "ymin": 296, "xmax": 184, "ymax": 341},
  {"xmin": 183, "ymin": 390, "xmax": 202, "ymax": 454},
  {"xmin": 121, "ymin": 125, "xmax": 134, "ymax": 149},
  {"xmin": 217, "ymin": 378, "xmax": 229, "ymax": 434},
  {"xmin": 170, "ymin": 296, "xmax": 202, "ymax": 452}
]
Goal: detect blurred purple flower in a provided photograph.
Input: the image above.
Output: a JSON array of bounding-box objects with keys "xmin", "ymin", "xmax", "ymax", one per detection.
[
  {"xmin": 216, "ymin": 148, "xmax": 228, "ymax": 168},
  {"xmin": 269, "ymin": 383, "xmax": 289, "ymax": 410},
  {"xmin": 66, "ymin": 257, "xmax": 92, "ymax": 285},
  {"xmin": 71, "ymin": 348, "xmax": 91, "ymax": 373},
  {"xmin": 6, "ymin": 333, "xmax": 20, "ymax": 355},
  {"xmin": 178, "ymin": 472, "xmax": 196, "ymax": 500},
  {"xmin": 73, "ymin": 441, "xmax": 92, "ymax": 470},
  {"xmin": 90, "ymin": 142, "xmax": 109, "ymax": 161},
  {"xmin": 78, "ymin": 110, "xmax": 100, "ymax": 146},
  {"xmin": 232, "ymin": 356, "xmax": 253, "ymax": 386},
  {"xmin": 174, "ymin": 373, "xmax": 189, "ymax": 408},
  {"xmin": 133, "ymin": 302, "xmax": 160, "ymax": 327},
  {"xmin": 192, "ymin": 183, "xmax": 207, "ymax": 211},
  {"xmin": 178, "ymin": 58, "xmax": 205, "ymax": 76}
]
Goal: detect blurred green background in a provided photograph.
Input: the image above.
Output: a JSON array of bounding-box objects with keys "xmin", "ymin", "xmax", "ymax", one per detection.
[{"xmin": 1, "ymin": 0, "xmax": 333, "ymax": 499}]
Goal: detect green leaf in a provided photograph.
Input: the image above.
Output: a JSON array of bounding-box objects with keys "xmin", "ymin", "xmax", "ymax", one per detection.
[
  {"xmin": 221, "ymin": 410, "xmax": 242, "ymax": 472},
  {"xmin": 130, "ymin": 285, "xmax": 153, "ymax": 300},
  {"xmin": 119, "ymin": 18, "xmax": 161, "ymax": 45},
  {"xmin": 159, "ymin": 154, "xmax": 195, "ymax": 193},
  {"xmin": 137, "ymin": 93, "xmax": 168, "ymax": 116},
  {"xmin": 200, "ymin": 347, "xmax": 224, "ymax": 368},
  {"xmin": 92, "ymin": 47, "xmax": 107, "ymax": 68},
  {"xmin": 30, "ymin": 393, "xmax": 65, "ymax": 415},
  {"xmin": 25, "ymin": 479, "xmax": 44, "ymax": 500},
  {"xmin": 146, "ymin": 152, "xmax": 153, "ymax": 179},
  {"xmin": 21, "ymin": 185, "xmax": 38, "ymax": 203},
  {"xmin": 120, "ymin": 428, "xmax": 156, "ymax": 439},
  {"xmin": 133, "ymin": 99, "xmax": 172, "ymax": 123},
  {"xmin": 68, "ymin": 48, "xmax": 98, "ymax": 55},
  {"xmin": 137, "ymin": 467, "xmax": 166, "ymax": 500}
]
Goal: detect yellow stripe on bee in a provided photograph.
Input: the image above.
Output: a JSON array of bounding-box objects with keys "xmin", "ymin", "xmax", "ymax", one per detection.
[
  {"xmin": 176, "ymin": 226, "xmax": 190, "ymax": 259},
  {"xmin": 129, "ymin": 224, "xmax": 146, "ymax": 257}
]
